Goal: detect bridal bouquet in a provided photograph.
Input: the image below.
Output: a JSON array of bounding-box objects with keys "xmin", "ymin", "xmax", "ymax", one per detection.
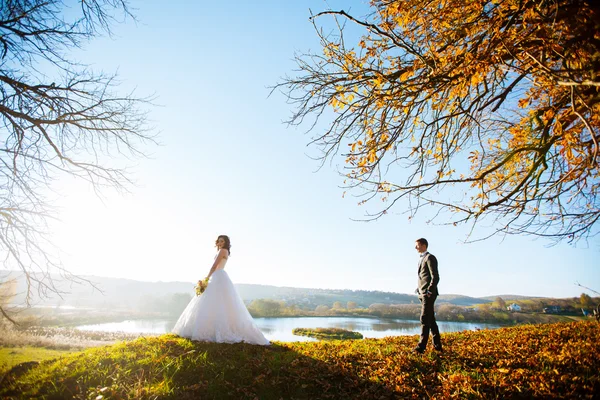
[{"xmin": 195, "ymin": 278, "xmax": 209, "ymax": 296}]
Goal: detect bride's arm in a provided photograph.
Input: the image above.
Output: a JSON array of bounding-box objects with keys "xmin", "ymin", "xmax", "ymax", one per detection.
[{"xmin": 206, "ymin": 249, "xmax": 229, "ymax": 280}]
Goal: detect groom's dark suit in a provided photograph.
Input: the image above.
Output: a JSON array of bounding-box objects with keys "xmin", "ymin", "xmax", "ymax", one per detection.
[{"xmin": 416, "ymin": 251, "xmax": 442, "ymax": 351}]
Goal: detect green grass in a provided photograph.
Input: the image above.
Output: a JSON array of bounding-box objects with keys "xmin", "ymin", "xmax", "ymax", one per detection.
[
  {"xmin": 292, "ymin": 327, "xmax": 363, "ymax": 340},
  {"xmin": 1, "ymin": 321, "xmax": 598, "ymax": 399},
  {"xmin": 0, "ymin": 346, "xmax": 76, "ymax": 375}
]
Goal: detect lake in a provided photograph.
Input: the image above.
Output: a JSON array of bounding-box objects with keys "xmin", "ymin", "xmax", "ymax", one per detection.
[{"xmin": 76, "ymin": 317, "xmax": 501, "ymax": 342}]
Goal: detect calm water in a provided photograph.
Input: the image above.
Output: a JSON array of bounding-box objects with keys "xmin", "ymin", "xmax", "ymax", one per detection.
[{"xmin": 76, "ymin": 317, "xmax": 501, "ymax": 342}]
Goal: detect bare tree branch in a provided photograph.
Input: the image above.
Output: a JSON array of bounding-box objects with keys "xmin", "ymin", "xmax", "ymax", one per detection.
[{"xmin": 0, "ymin": 0, "xmax": 156, "ymax": 322}]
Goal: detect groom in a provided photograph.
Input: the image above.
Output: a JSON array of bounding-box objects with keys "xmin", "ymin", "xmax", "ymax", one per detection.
[{"xmin": 414, "ymin": 238, "xmax": 443, "ymax": 354}]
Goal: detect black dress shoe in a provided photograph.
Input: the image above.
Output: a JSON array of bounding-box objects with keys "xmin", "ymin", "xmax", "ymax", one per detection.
[
  {"xmin": 413, "ymin": 346, "xmax": 425, "ymax": 354},
  {"xmin": 434, "ymin": 346, "xmax": 443, "ymax": 352}
]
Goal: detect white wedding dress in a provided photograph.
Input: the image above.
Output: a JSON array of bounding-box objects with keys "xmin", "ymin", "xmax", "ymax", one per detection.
[{"xmin": 172, "ymin": 253, "xmax": 270, "ymax": 345}]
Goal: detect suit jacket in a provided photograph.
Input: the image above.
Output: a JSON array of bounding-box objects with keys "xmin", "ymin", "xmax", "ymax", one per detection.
[{"xmin": 417, "ymin": 252, "xmax": 440, "ymax": 297}]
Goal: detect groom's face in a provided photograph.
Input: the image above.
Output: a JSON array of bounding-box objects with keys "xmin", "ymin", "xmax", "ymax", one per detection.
[{"xmin": 415, "ymin": 241, "xmax": 427, "ymax": 253}]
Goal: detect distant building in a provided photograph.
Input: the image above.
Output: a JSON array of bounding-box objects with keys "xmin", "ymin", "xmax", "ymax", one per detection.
[
  {"xmin": 507, "ymin": 303, "xmax": 521, "ymax": 312},
  {"xmin": 543, "ymin": 305, "xmax": 562, "ymax": 314}
]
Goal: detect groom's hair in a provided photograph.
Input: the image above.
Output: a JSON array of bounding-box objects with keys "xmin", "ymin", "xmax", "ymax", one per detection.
[{"xmin": 416, "ymin": 238, "xmax": 428, "ymax": 248}]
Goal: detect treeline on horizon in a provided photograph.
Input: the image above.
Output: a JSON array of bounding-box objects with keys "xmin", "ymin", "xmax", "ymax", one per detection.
[
  {"xmin": 2, "ymin": 272, "xmax": 463, "ymax": 309},
  {"xmin": 244, "ymin": 296, "xmax": 597, "ymax": 324},
  {"xmin": 4, "ymin": 291, "xmax": 597, "ymax": 329},
  {"xmin": 126, "ymin": 293, "xmax": 598, "ymax": 326},
  {"xmin": 3, "ymin": 272, "xmax": 598, "ymax": 326}
]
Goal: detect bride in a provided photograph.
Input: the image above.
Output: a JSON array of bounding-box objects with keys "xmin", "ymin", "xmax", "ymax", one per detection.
[{"xmin": 172, "ymin": 235, "xmax": 270, "ymax": 345}]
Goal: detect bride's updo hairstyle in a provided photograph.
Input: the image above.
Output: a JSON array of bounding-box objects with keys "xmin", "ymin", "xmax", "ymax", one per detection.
[{"xmin": 216, "ymin": 235, "xmax": 231, "ymax": 255}]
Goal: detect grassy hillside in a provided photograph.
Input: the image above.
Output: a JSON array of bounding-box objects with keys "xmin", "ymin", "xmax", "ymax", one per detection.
[{"xmin": 1, "ymin": 321, "xmax": 598, "ymax": 399}]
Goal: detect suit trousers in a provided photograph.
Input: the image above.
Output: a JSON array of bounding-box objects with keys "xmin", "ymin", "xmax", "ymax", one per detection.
[{"xmin": 418, "ymin": 294, "xmax": 442, "ymax": 350}]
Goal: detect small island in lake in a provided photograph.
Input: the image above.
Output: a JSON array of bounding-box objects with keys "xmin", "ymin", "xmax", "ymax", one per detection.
[{"xmin": 292, "ymin": 327, "xmax": 363, "ymax": 340}]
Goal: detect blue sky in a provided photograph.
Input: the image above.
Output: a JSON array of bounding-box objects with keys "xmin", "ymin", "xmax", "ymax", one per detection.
[{"xmin": 46, "ymin": 0, "xmax": 599, "ymax": 299}]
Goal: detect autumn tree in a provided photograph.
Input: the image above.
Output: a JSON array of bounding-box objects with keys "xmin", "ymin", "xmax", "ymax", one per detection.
[
  {"xmin": 368, "ymin": 303, "xmax": 387, "ymax": 316},
  {"xmin": 580, "ymin": 293, "xmax": 593, "ymax": 309},
  {"xmin": 494, "ymin": 296, "xmax": 507, "ymax": 311},
  {"xmin": 315, "ymin": 304, "xmax": 330, "ymax": 314},
  {"xmin": 332, "ymin": 301, "xmax": 345, "ymax": 309},
  {"xmin": 0, "ymin": 0, "xmax": 155, "ymax": 322},
  {"xmin": 278, "ymin": 0, "xmax": 600, "ymax": 243},
  {"xmin": 248, "ymin": 299, "xmax": 283, "ymax": 317}
]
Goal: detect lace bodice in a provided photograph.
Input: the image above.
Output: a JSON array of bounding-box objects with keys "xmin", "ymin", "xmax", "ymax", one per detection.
[{"xmin": 215, "ymin": 252, "xmax": 229, "ymax": 270}]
